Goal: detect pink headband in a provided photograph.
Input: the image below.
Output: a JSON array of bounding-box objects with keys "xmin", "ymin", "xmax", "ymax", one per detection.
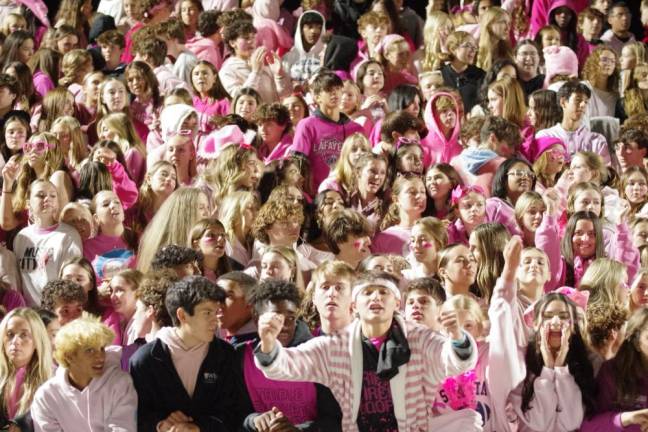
[
  {"xmin": 450, "ymin": 185, "xmax": 485, "ymax": 206},
  {"xmin": 523, "ymin": 288, "xmax": 590, "ymax": 327},
  {"xmin": 395, "ymin": 137, "xmax": 421, "ymax": 150}
]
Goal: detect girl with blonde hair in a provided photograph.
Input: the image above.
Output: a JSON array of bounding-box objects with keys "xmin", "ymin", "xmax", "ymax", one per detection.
[
  {"xmin": 514, "ymin": 191, "xmax": 546, "ymax": 247},
  {"xmin": 0, "ymin": 308, "xmax": 52, "ymax": 423},
  {"xmin": 50, "ymin": 116, "xmax": 89, "ymax": 173},
  {"xmin": 96, "ymin": 78, "xmax": 149, "ymax": 143},
  {"xmin": 258, "ymin": 245, "xmax": 306, "ymax": 292},
  {"xmin": 97, "ymin": 112, "xmax": 147, "ymax": 184},
  {"xmin": 127, "ymin": 160, "xmax": 177, "ymax": 236},
  {"xmin": 319, "ymin": 133, "xmax": 371, "ymax": 199},
  {"xmin": 373, "ymin": 174, "xmax": 427, "ymax": 254},
  {"xmin": 582, "ymin": 47, "xmax": 620, "ymax": 118},
  {"xmin": 486, "ymin": 75, "xmax": 527, "ymax": 128},
  {"xmin": 417, "ymin": 11, "xmax": 454, "ymax": 72},
  {"xmin": 476, "ymin": 7, "xmax": 513, "ymax": 72},
  {"xmin": 403, "ymin": 216, "xmax": 448, "ymax": 279},
  {"xmin": 58, "ymin": 48, "xmax": 93, "ymax": 101},
  {"xmin": 620, "ymin": 42, "xmax": 647, "ymax": 94},
  {"xmin": 137, "ymin": 187, "xmax": 210, "ymax": 273},
  {"xmin": 200, "ymin": 144, "xmax": 262, "ymax": 205},
  {"xmin": 36, "ymin": 88, "xmax": 75, "ymax": 133},
  {"xmin": 438, "ymin": 31, "xmax": 486, "ymax": 112},
  {"xmin": 620, "ymin": 63, "xmax": 648, "ymax": 120},
  {"xmin": 0, "ymin": 133, "xmax": 73, "ymax": 232},
  {"xmin": 218, "ymin": 190, "xmax": 259, "ymax": 267},
  {"xmin": 579, "ymin": 257, "xmax": 629, "ymax": 308}
]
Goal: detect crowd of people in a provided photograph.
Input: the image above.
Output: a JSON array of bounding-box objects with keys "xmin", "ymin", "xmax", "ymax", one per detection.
[{"xmin": 0, "ymin": 0, "xmax": 645, "ymax": 430}]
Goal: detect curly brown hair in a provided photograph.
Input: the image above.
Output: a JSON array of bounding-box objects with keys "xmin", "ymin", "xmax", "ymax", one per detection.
[
  {"xmin": 586, "ymin": 302, "xmax": 628, "ymax": 350},
  {"xmin": 252, "ymin": 198, "xmax": 305, "ymax": 244},
  {"xmin": 581, "ymin": 46, "xmax": 620, "ymax": 94},
  {"xmin": 41, "ymin": 280, "xmax": 87, "ymax": 313}
]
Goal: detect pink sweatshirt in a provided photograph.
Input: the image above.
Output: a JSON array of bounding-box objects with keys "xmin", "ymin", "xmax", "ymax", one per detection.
[
  {"xmin": 422, "ymin": 91, "xmax": 464, "ymax": 167},
  {"xmin": 123, "ymin": 148, "xmax": 146, "ymax": 186},
  {"xmin": 107, "ymin": 160, "xmax": 139, "ymax": 210},
  {"xmin": 185, "ymin": 36, "xmax": 223, "ymax": 69},
  {"xmin": 371, "ymin": 225, "xmax": 412, "ymax": 255},
  {"xmin": 192, "ymin": 96, "xmax": 230, "ymax": 135},
  {"xmin": 156, "ymin": 327, "xmax": 209, "ymax": 398},
  {"xmin": 83, "ymin": 233, "xmax": 136, "ymax": 281},
  {"xmin": 31, "ymin": 347, "xmax": 137, "ymax": 431}
]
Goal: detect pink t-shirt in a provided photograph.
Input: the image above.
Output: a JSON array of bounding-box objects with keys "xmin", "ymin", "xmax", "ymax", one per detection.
[{"xmin": 371, "ymin": 225, "xmax": 412, "ymax": 255}]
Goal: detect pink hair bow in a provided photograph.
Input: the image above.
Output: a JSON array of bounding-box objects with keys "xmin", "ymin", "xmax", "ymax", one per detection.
[
  {"xmin": 450, "ymin": 185, "xmax": 485, "ymax": 206},
  {"xmin": 395, "ymin": 137, "xmax": 421, "ymax": 150},
  {"xmin": 555, "ymin": 287, "xmax": 590, "ymax": 311},
  {"xmin": 198, "ymin": 125, "xmax": 257, "ymax": 160}
]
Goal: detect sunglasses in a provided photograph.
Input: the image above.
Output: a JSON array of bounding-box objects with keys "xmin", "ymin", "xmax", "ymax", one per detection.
[{"xmin": 22, "ymin": 140, "xmax": 53, "ymax": 154}]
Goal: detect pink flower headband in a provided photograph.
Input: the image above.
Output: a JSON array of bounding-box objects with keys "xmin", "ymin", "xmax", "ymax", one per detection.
[{"xmin": 450, "ymin": 185, "xmax": 485, "ymax": 206}]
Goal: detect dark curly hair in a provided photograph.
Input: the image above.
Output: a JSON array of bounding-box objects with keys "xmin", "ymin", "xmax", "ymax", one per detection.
[
  {"xmin": 222, "ymin": 20, "xmax": 256, "ymax": 47},
  {"xmin": 165, "ymin": 276, "xmax": 225, "ymax": 326},
  {"xmin": 137, "ymin": 269, "xmax": 179, "ymax": 327},
  {"xmin": 248, "ymin": 279, "xmax": 303, "ymax": 315},
  {"xmin": 586, "ymin": 302, "xmax": 628, "ymax": 350},
  {"xmin": 41, "ymin": 279, "xmax": 87, "ymax": 313},
  {"xmin": 151, "ymin": 244, "xmax": 203, "ymax": 270}
]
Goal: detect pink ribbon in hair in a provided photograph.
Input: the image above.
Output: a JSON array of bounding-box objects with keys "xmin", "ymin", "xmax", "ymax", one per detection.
[
  {"xmin": 523, "ymin": 287, "xmax": 590, "ymax": 327},
  {"xmin": 395, "ymin": 137, "xmax": 421, "ymax": 150},
  {"xmin": 450, "ymin": 185, "xmax": 485, "ymax": 206}
]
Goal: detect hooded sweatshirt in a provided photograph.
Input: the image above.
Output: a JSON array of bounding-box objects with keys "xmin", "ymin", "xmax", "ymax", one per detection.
[
  {"xmin": 156, "ymin": 327, "xmax": 209, "ymax": 398},
  {"xmin": 422, "ymin": 91, "xmax": 463, "ymax": 166},
  {"xmin": 289, "ymin": 109, "xmax": 365, "ymax": 189},
  {"xmin": 282, "ymin": 11, "xmax": 326, "ymax": 84},
  {"xmin": 147, "ymin": 103, "xmax": 199, "ymax": 166},
  {"xmin": 251, "ymin": 0, "xmax": 293, "ymax": 54},
  {"xmin": 31, "ymin": 347, "xmax": 138, "ymax": 431}
]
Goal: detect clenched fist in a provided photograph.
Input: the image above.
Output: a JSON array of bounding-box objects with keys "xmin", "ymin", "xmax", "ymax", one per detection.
[{"xmin": 258, "ymin": 312, "xmax": 285, "ymax": 353}]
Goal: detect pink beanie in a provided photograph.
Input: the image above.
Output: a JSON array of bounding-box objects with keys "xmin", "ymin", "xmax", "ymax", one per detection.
[
  {"xmin": 520, "ymin": 136, "xmax": 566, "ymax": 163},
  {"xmin": 198, "ymin": 125, "xmax": 257, "ymax": 159},
  {"xmin": 543, "ymin": 45, "xmax": 578, "ymax": 88}
]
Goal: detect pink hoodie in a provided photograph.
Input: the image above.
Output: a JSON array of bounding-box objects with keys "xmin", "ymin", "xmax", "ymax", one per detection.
[
  {"xmin": 529, "ymin": 0, "xmax": 588, "ymax": 37},
  {"xmin": 107, "ymin": 160, "xmax": 139, "ymax": 211},
  {"xmin": 250, "ymin": 0, "xmax": 293, "ymax": 54},
  {"xmin": 185, "ymin": 36, "xmax": 223, "ymax": 69},
  {"xmin": 422, "ymin": 91, "xmax": 464, "ymax": 167},
  {"xmin": 31, "ymin": 347, "xmax": 137, "ymax": 432},
  {"xmin": 156, "ymin": 327, "xmax": 209, "ymax": 398}
]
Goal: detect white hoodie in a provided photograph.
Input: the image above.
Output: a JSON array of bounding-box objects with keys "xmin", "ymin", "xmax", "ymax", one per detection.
[
  {"xmin": 32, "ymin": 347, "xmax": 137, "ymax": 432},
  {"xmin": 281, "ymin": 10, "xmax": 326, "ymax": 83}
]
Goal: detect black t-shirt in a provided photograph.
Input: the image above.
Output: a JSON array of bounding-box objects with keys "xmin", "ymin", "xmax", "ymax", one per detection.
[{"xmin": 441, "ymin": 64, "xmax": 486, "ymax": 112}]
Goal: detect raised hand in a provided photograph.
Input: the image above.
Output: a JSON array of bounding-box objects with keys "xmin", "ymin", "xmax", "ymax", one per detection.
[
  {"xmin": 542, "ymin": 187, "xmax": 560, "ymax": 216},
  {"xmin": 2, "ymin": 155, "xmax": 20, "ymax": 191},
  {"xmin": 268, "ymin": 52, "xmax": 284, "ymax": 77},
  {"xmin": 618, "ymin": 198, "xmax": 631, "ymax": 225},
  {"xmin": 251, "ymin": 47, "xmax": 266, "ymax": 73},
  {"xmin": 258, "ymin": 312, "xmax": 285, "ymax": 353},
  {"xmin": 440, "ymin": 310, "xmax": 462, "ymax": 341},
  {"xmin": 502, "ymin": 235, "xmax": 523, "ymax": 284}
]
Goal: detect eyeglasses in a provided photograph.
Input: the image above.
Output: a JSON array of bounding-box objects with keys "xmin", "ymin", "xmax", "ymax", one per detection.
[
  {"xmin": 507, "ymin": 170, "xmax": 535, "ymax": 179},
  {"xmin": 548, "ymin": 148, "xmax": 566, "ymax": 159},
  {"xmin": 22, "ymin": 140, "xmax": 53, "ymax": 154},
  {"xmin": 458, "ymin": 43, "xmax": 478, "ymax": 51}
]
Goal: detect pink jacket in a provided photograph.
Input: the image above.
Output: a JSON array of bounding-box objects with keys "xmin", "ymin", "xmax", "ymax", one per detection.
[
  {"xmin": 255, "ymin": 316, "xmax": 477, "ymax": 432},
  {"xmin": 250, "ymin": 0, "xmax": 293, "ymax": 54},
  {"xmin": 530, "ymin": 0, "xmax": 588, "ymax": 37},
  {"xmin": 31, "ymin": 347, "xmax": 137, "ymax": 431},
  {"xmin": 423, "ymin": 91, "xmax": 464, "ymax": 166},
  {"xmin": 448, "ymin": 198, "xmax": 522, "ymax": 245}
]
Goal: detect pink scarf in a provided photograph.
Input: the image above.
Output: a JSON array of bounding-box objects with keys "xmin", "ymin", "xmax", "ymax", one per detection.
[{"xmin": 6, "ymin": 367, "xmax": 27, "ymax": 419}]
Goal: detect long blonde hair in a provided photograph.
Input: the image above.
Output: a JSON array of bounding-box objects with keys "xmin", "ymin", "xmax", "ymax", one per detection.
[
  {"xmin": 0, "ymin": 308, "xmax": 53, "ymax": 417},
  {"xmin": 201, "ymin": 145, "xmax": 259, "ymax": 202},
  {"xmin": 421, "ymin": 11, "xmax": 454, "ymax": 71},
  {"xmin": 59, "ymin": 49, "xmax": 92, "ymax": 88},
  {"xmin": 51, "ymin": 116, "xmax": 88, "ymax": 170},
  {"xmin": 13, "ymin": 133, "xmax": 65, "ymax": 213},
  {"xmin": 137, "ymin": 187, "xmax": 209, "ymax": 273},
  {"xmin": 623, "ymin": 63, "xmax": 648, "ymax": 118},
  {"xmin": 97, "ymin": 112, "xmax": 147, "ymax": 157},
  {"xmin": 621, "ymin": 42, "xmax": 647, "ymax": 93},
  {"xmin": 438, "ymin": 31, "xmax": 475, "ymax": 65},
  {"xmin": 329, "ymin": 133, "xmax": 371, "ymax": 195},
  {"xmin": 218, "ymin": 190, "xmax": 259, "ymax": 245},
  {"xmin": 477, "ymin": 7, "xmax": 513, "ymax": 71},
  {"xmin": 579, "ymin": 258, "xmax": 627, "ymax": 306},
  {"xmin": 488, "ymin": 75, "xmax": 526, "ymax": 127}
]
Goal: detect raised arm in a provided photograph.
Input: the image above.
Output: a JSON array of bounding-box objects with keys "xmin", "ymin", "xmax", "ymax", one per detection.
[
  {"xmin": 254, "ymin": 312, "xmax": 334, "ymax": 387},
  {"xmin": 0, "ymin": 156, "xmax": 20, "ymax": 231}
]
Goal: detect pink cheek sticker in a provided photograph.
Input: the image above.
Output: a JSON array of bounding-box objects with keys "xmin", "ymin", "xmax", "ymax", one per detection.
[
  {"xmin": 422, "ymin": 241, "xmax": 433, "ymax": 249},
  {"xmin": 353, "ymin": 240, "xmax": 364, "ymax": 250}
]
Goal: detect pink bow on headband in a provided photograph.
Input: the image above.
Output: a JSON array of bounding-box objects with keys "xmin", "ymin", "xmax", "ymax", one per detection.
[
  {"xmin": 450, "ymin": 185, "xmax": 485, "ymax": 206},
  {"xmin": 198, "ymin": 125, "xmax": 257, "ymax": 160},
  {"xmin": 523, "ymin": 287, "xmax": 590, "ymax": 327}
]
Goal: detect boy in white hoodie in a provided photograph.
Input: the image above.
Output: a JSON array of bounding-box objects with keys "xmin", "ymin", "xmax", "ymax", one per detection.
[
  {"xmin": 31, "ymin": 314, "xmax": 138, "ymax": 431},
  {"xmin": 282, "ymin": 10, "xmax": 326, "ymax": 86}
]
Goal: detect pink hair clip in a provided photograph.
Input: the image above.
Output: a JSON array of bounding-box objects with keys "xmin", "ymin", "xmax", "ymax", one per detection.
[
  {"xmin": 165, "ymin": 129, "xmax": 193, "ymax": 138},
  {"xmin": 395, "ymin": 137, "xmax": 421, "ymax": 150},
  {"xmin": 450, "ymin": 185, "xmax": 485, "ymax": 206}
]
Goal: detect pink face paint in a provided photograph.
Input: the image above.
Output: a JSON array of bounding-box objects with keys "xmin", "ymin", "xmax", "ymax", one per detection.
[
  {"xmin": 354, "ymin": 239, "xmax": 364, "ymax": 250},
  {"xmin": 422, "ymin": 241, "xmax": 433, "ymax": 249}
]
